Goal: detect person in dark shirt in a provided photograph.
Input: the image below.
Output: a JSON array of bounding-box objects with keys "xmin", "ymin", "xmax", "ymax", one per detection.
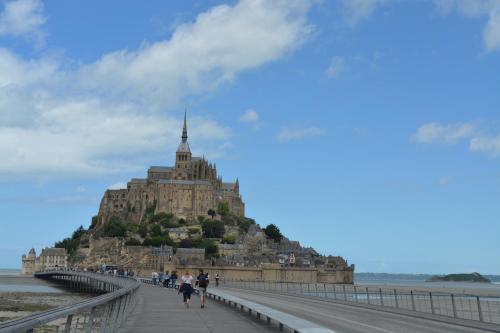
[{"xmin": 196, "ymin": 269, "xmax": 209, "ymax": 308}]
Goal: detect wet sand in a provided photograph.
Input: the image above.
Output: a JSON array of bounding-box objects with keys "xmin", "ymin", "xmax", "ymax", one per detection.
[{"xmin": 0, "ymin": 276, "xmax": 90, "ymax": 322}]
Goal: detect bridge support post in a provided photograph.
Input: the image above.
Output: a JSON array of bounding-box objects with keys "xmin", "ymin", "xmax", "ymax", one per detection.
[
  {"xmin": 343, "ymin": 285, "xmax": 347, "ymax": 301},
  {"xmin": 84, "ymin": 306, "xmax": 96, "ymax": 333},
  {"xmin": 477, "ymin": 296, "xmax": 484, "ymax": 322},
  {"xmin": 354, "ymin": 286, "xmax": 358, "ymax": 303},
  {"xmin": 366, "ymin": 287, "xmax": 370, "ymax": 304},
  {"xmin": 451, "ymin": 294, "xmax": 457, "ymax": 318},
  {"xmin": 394, "ymin": 289, "xmax": 399, "ymax": 308},
  {"xmin": 410, "ymin": 291, "xmax": 416, "ymax": 311},
  {"xmin": 429, "ymin": 292, "xmax": 435, "ymax": 314},
  {"xmin": 64, "ymin": 314, "xmax": 73, "ymax": 333},
  {"xmin": 99, "ymin": 303, "xmax": 112, "ymax": 333},
  {"xmin": 379, "ymin": 288, "xmax": 384, "ymax": 306}
]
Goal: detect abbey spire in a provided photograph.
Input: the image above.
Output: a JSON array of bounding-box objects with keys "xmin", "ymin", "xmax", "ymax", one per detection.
[
  {"xmin": 181, "ymin": 111, "xmax": 188, "ymax": 143},
  {"xmin": 177, "ymin": 111, "xmax": 191, "ymax": 153}
]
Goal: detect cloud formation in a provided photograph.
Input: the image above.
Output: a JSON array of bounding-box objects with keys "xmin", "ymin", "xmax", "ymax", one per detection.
[
  {"xmin": 470, "ymin": 134, "xmax": 500, "ymax": 156},
  {"xmin": 0, "ymin": 0, "xmax": 45, "ymax": 41},
  {"xmin": 239, "ymin": 109, "xmax": 260, "ymax": 128},
  {"xmin": 413, "ymin": 121, "xmax": 500, "ymax": 157},
  {"xmin": 277, "ymin": 127, "xmax": 326, "ymax": 142},
  {"xmin": 0, "ymin": 0, "xmax": 314, "ymax": 180},
  {"xmin": 412, "ymin": 122, "xmax": 476, "ymax": 144},
  {"xmin": 435, "ymin": 0, "xmax": 500, "ymax": 52},
  {"xmin": 326, "ymin": 56, "xmax": 345, "ymax": 78},
  {"xmin": 340, "ymin": 0, "xmax": 387, "ymax": 26}
]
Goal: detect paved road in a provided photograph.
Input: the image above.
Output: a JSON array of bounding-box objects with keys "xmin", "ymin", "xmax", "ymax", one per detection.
[
  {"xmin": 218, "ymin": 287, "xmax": 494, "ymax": 333},
  {"xmin": 117, "ymin": 284, "xmax": 278, "ymax": 333}
]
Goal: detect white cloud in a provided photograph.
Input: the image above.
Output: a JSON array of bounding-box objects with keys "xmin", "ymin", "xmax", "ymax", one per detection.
[
  {"xmin": 0, "ymin": 0, "xmax": 314, "ymax": 180},
  {"xmin": 240, "ymin": 109, "xmax": 260, "ymax": 128},
  {"xmin": 470, "ymin": 135, "xmax": 500, "ymax": 156},
  {"xmin": 277, "ymin": 127, "xmax": 326, "ymax": 142},
  {"xmin": 326, "ymin": 56, "xmax": 345, "ymax": 78},
  {"xmin": 0, "ymin": 0, "xmax": 46, "ymax": 41},
  {"xmin": 435, "ymin": 0, "xmax": 500, "ymax": 52},
  {"xmin": 485, "ymin": 10, "xmax": 500, "ymax": 51},
  {"xmin": 108, "ymin": 182, "xmax": 127, "ymax": 190},
  {"xmin": 412, "ymin": 122, "xmax": 476, "ymax": 144},
  {"xmin": 412, "ymin": 121, "xmax": 500, "ymax": 158},
  {"xmin": 340, "ymin": 0, "xmax": 387, "ymax": 26}
]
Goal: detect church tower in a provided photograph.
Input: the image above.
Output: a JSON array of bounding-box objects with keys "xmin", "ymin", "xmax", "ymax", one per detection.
[{"xmin": 175, "ymin": 112, "xmax": 192, "ymax": 170}]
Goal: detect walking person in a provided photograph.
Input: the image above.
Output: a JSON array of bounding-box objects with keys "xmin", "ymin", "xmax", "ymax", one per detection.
[
  {"xmin": 164, "ymin": 270, "xmax": 170, "ymax": 288},
  {"xmin": 170, "ymin": 271, "xmax": 178, "ymax": 288},
  {"xmin": 152, "ymin": 271, "xmax": 158, "ymax": 286},
  {"xmin": 159, "ymin": 271, "xmax": 164, "ymax": 287},
  {"xmin": 215, "ymin": 272, "xmax": 220, "ymax": 287},
  {"xmin": 179, "ymin": 271, "xmax": 194, "ymax": 308},
  {"xmin": 196, "ymin": 269, "xmax": 209, "ymax": 308}
]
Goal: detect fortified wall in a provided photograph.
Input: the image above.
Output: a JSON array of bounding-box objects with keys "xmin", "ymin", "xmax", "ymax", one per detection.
[{"xmin": 142, "ymin": 264, "xmax": 354, "ymax": 284}]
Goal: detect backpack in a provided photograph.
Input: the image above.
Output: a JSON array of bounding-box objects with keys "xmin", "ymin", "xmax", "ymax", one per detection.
[{"xmin": 198, "ymin": 274, "xmax": 208, "ymax": 287}]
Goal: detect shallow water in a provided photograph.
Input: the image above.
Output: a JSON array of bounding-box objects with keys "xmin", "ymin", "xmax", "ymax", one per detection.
[{"xmin": 0, "ymin": 274, "xmax": 63, "ymax": 293}]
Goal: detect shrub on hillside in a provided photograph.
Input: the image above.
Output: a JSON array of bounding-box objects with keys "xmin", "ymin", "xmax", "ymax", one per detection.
[
  {"xmin": 201, "ymin": 220, "xmax": 225, "ymax": 238},
  {"xmin": 264, "ymin": 224, "xmax": 283, "ymax": 243},
  {"xmin": 102, "ymin": 216, "xmax": 127, "ymax": 237},
  {"xmin": 217, "ymin": 202, "xmax": 229, "ymax": 216},
  {"xmin": 222, "ymin": 235, "xmax": 236, "ymax": 244},
  {"xmin": 125, "ymin": 238, "xmax": 141, "ymax": 246}
]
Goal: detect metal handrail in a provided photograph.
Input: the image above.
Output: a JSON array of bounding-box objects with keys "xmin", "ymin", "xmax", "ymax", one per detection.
[{"xmin": 0, "ymin": 271, "xmax": 140, "ymax": 333}]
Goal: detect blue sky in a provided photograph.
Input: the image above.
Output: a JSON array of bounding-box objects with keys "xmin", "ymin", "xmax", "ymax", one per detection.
[{"xmin": 0, "ymin": 0, "xmax": 499, "ymax": 274}]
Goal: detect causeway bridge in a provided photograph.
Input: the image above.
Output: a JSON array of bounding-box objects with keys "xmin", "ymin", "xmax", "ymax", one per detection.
[{"xmin": 0, "ymin": 272, "xmax": 499, "ymax": 333}]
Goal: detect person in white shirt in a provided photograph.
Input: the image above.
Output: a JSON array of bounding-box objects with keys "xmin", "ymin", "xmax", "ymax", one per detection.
[
  {"xmin": 152, "ymin": 271, "xmax": 158, "ymax": 286},
  {"xmin": 179, "ymin": 271, "xmax": 194, "ymax": 308}
]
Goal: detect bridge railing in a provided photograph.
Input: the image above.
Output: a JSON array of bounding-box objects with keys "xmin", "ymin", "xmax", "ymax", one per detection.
[
  {"xmin": 221, "ymin": 280, "xmax": 500, "ymax": 325},
  {"xmin": 0, "ymin": 271, "xmax": 140, "ymax": 333}
]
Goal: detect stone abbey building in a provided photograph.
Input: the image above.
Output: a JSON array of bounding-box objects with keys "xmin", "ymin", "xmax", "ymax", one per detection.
[{"xmin": 97, "ymin": 114, "xmax": 245, "ymax": 226}]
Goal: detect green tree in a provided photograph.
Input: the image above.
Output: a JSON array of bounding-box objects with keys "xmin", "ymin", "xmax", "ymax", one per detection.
[
  {"xmin": 222, "ymin": 235, "xmax": 236, "ymax": 244},
  {"xmin": 148, "ymin": 235, "xmax": 174, "ymax": 247},
  {"xmin": 179, "ymin": 238, "xmax": 193, "ymax": 248},
  {"xmin": 217, "ymin": 202, "xmax": 229, "ymax": 216},
  {"xmin": 72, "ymin": 225, "xmax": 86, "ymax": 240},
  {"xmin": 201, "ymin": 220, "xmax": 225, "ymax": 238},
  {"xmin": 237, "ymin": 217, "xmax": 254, "ymax": 233},
  {"xmin": 103, "ymin": 216, "xmax": 127, "ymax": 237},
  {"xmin": 200, "ymin": 239, "xmax": 218, "ymax": 257},
  {"xmin": 149, "ymin": 224, "xmax": 162, "ymax": 237},
  {"xmin": 54, "ymin": 237, "xmax": 79, "ymax": 256},
  {"xmin": 264, "ymin": 224, "xmax": 283, "ymax": 243},
  {"xmin": 151, "ymin": 212, "xmax": 176, "ymax": 228},
  {"xmin": 125, "ymin": 238, "xmax": 141, "ymax": 246},
  {"xmin": 138, "ymin": 224, "xmax": 148, "ymax": 238},
  {"xmin": 207, "ymin": 209, "xmax": 216, "ymax": 219}
]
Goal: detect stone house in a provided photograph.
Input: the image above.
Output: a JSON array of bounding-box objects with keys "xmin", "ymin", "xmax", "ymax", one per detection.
[{"xmin": 21, "ymin": 248, "xmax": 68, "ymax": 274}]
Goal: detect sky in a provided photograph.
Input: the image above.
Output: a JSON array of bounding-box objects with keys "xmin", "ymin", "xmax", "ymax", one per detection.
[{"xmin": 0, "ymin": 0, "xmax": 499, "ymax": 274}]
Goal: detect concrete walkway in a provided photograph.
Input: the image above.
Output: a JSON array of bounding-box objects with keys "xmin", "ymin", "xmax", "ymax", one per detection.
[{"xmin": 118, "ymin": 284, "xmax": 278, "ymax": 333}]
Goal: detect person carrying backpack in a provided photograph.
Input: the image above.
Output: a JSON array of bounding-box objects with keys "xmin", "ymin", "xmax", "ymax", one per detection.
[{"xmin": 196, "ymin": 269, "xmax": 209, "ymax": 308}]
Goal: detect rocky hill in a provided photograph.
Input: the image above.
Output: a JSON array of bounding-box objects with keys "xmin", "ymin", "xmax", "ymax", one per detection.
[
  {"xmin": 54, "ymin": 206, "xmax": 350, "ymax": 271},
  {"xmin": 427, "ymin": 272, "xmax": 491, "ymax": 283}
]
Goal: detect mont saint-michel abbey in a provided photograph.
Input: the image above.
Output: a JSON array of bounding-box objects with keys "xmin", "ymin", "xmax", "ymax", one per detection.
[{"xmin": 98, "ymin": 114, "xmax": 245, "ymax": 225}]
